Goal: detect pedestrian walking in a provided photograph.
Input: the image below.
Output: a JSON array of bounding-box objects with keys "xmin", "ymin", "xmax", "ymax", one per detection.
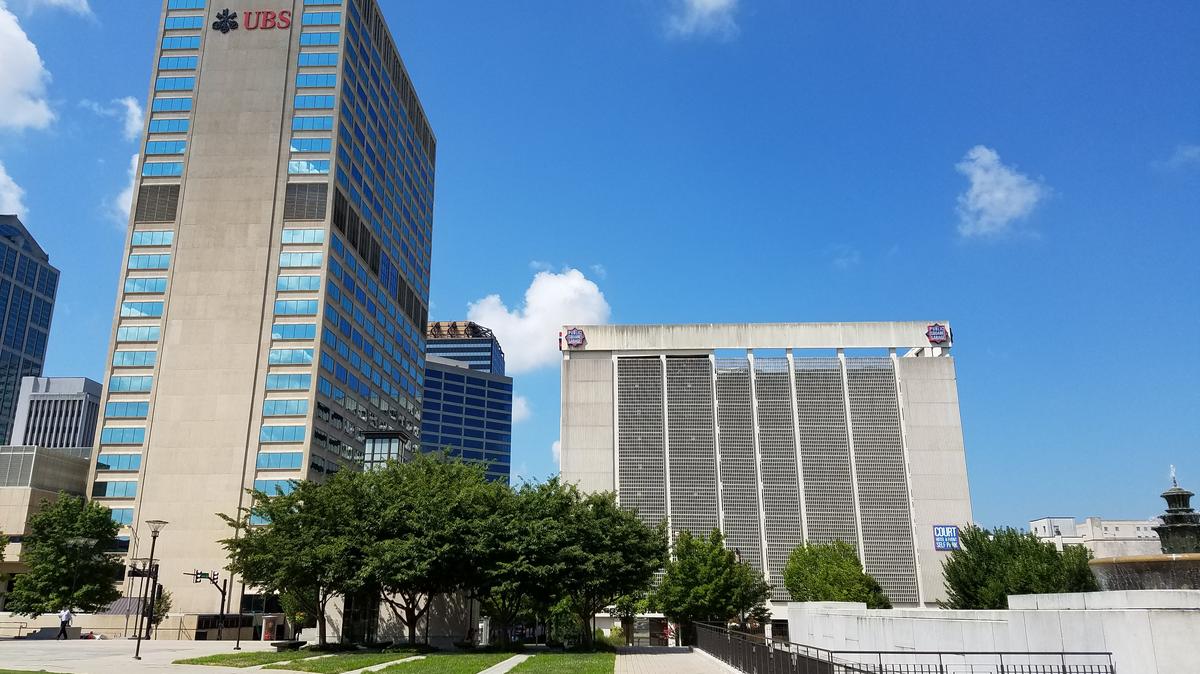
[{"xmin": 57, "ymin": 607, "xmax": 73, "ymax": 640}]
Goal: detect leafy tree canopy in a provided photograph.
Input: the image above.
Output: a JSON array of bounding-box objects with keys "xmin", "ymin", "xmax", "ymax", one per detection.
[
  {"xmin": 6, "ymin": 494, "xmax": 122, "ymax": 617},
  {"xmin": 652, "ymin": 529, "xmax": 772, "ymax": 638},
  {"xmin": 941, "ymin": 525, "xmax": 1098, "ymax": 609},
  {"xmin": 783, "ymin": 540, "xmax": 891, "ymax": 609}
]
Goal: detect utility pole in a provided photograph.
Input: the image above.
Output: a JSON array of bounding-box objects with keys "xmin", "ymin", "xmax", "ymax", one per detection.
[{"xmin": 184, "ymin": 569, "xmax": 228, "ymax": 640}]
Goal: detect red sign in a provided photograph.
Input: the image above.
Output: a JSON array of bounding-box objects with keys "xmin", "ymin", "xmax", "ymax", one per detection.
[
  {"xmin": 243, "ymin": 10, "xmax": 291, "ymax": 30},
  {"xmin": 926, "ymin": 323, "xmax": 950, "ymax": 344}
]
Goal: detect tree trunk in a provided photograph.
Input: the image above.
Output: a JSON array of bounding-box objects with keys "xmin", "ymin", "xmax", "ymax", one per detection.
[
  {"xmin": 405, "ymin": 604, "xmax": 417, "ymax": 645},
  {"xmin": 317, "ymin": 590, "xmax": 329, "ymax": 646}
]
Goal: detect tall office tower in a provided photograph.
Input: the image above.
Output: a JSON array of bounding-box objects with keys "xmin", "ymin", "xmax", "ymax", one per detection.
[
  {"xmin": 10, "ymin": 377, "xmax": 101, "ymax": 449},
  {"xmin": 0, "ymin": 216, "xmax": 58, "ymax": 446},
  {"xmin": 90, "ymin": 0, "xmax": 435, "ymax": 613},
  {"xmin": 421, "ymin": 355, "xmax": 512, "ymax": 483},
  {"xmin": 559, "ymin": 322, "xmax": 973, "ymax": 610},
  {"xmin": 426, "ymin": 321, "xmax": 506, "ymax": 375}
]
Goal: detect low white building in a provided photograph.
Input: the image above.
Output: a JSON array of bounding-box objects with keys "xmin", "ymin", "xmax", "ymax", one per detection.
[{"xmin": 1030, "ymin": 516, "xmax": 1161, "ymax": 558}]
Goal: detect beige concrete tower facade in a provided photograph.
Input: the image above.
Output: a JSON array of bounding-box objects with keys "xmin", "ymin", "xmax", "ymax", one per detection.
[
  {"xmin": 559, "ymin": 322, "xmax": 973, "ymax": 609},
  {"xmin": 90, "ymin": 0, "xmax": 435, "ymax": 615}
]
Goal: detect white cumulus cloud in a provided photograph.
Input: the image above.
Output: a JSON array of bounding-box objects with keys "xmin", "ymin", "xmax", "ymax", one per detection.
[
  {"xmin": 466, "ymin": 267, "xmax": 611, "ymax": 375},
  {"xmin": 512, "ymin": 395, "xmax": 531, "ymax": 424},
  {"xmin": 80, "ymin": 97, "xmax": 144, "ymax": 141},
  {"xmin": 1155, "ymin": 144, "xmax": 1200, "ymax": 171},
  {"xmin": 666, "ymin": 0, "xmax": 739, "ymax": 41},
  {"xmin": 0, "ymin": 160, "xmax": 27, "ymax": 217},
  {"xmin": 955, "ymin": 145, "xmax": 1047, "ymax": 238},
  {"xmin": 0, "ymin": 3, "xmax": 55, "ymax": 132},
  {"xmin": 14, "ymin": 0, "xmax": 91, "ymax": 16},
  {"xmin": 552, "ymin": 440, "xmax": 561, "ymax": 466},
  {"xmin": 108, "ymin": 153, "xmax": 137, "ymax": 227}
]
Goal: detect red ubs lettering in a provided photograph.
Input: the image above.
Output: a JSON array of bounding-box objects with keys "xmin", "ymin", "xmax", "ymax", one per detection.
[{"xmin": 242, "ymin": 10, "xmax": 292, "ymax": 30}]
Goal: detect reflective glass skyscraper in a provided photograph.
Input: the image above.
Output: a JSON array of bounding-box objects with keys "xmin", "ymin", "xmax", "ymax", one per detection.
[
  {"xmin": 89, "ymin": 0, "xmax": 435, "ymax": 614},
  {"xmin": 425, "ymin": 321, "xmax": 505, "ymax": 374},
  {"xmin": 0, "ymin": 216, "xmax": 58, "ymax": 446}
]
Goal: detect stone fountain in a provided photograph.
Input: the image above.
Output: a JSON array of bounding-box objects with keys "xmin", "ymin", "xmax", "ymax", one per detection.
[{"xmin": 1089, "ymin": 470, "xmax": 1200, "ymax": 590}]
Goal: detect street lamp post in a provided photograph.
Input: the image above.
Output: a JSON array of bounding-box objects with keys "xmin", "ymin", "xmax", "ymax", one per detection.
[{"xmin": 133, "ymin": 519, "xmax": 168, "ymax": 660}]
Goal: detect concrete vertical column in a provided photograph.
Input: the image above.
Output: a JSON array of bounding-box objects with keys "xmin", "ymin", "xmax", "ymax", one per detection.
[
  {"xmin": 890, "ymin": 349, "xmax": 925, "ymax": 606},
  {"xmin": 746, "ymin": 351, "xmax": 771, "ymax": 580},
  {"xmin": 786, "ymin": 349, "xmax": 809, "ymax": 541},
  {"xmin": 837, "ymin": 349, "xmax": 867, "ymax": 559},
  {"xmin": 709, "ymin": 353, "xmax": 725, "ymax": 534},
  {"xmin": 610, "ymin": 354, "xmax": 619, "ymax": 495},
  {"xmin": 660, "ymin": 354, "xmax": 672, "ymax": 536}
]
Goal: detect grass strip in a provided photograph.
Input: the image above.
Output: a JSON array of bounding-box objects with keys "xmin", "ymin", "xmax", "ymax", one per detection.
[
  {"xmin": 376, "ymin": 653, "xmax": 512, "ymax": 673},
  {"xmin": 509, "ymin": 652, "xmax": 615, "ymax": 674},
  {"xmin": 174, "ymin": 651, "xmax": 318, "ymax": 667},
  {"xmin": 267, "ymin": 651, "xmax": 421, "ymax": 673}
]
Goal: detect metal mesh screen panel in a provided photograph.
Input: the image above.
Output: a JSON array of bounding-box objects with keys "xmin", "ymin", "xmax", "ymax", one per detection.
[
  {"xmin": 794, "ymin": 358, "xmax": 859, "ymax": 548},
  {"xmin": 754, "ymin": 357, "xmax": 804, "ymax": 600},
  {"xmin": 617, "ymin": 357, "xmax": 667, "ymax": 528},
  {"xmin": 133, "ymin": 184, "xmax": 179, "ymax": 223},
  {"xmin": 846, "ymin": 357, "xmax": 918, "ymax": 604},
  {"xmin": 716, "ymin": 359, "xmax": 764, "ymax": 575},
  {"xmin": 283, "ymin": 182, "xmax": 329, "ymax": 221},
  {"xmin": 665, "ymin": 356, "xmax": 719, "ymax": 539}
]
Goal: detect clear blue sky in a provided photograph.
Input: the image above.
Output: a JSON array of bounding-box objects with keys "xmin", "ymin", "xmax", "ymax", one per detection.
[{"xmin": 0, "ymin": 1, "xmax": 1196, "ymax": 527}]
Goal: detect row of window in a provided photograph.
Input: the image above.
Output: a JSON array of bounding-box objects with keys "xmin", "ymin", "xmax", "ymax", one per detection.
[
  {"xmin": 295, "ymin": 95, "xmax": 335, "ymax": 109},
  {"xmin": 299, "ymin": 32, "xmax": 338, "ymax": 46},
  {"xmin": 167, "ymin": 0, "xmax": 205, "ymax": 9},
  {"xmin": 272, "ymin": 323, "xmax": 316, "ymax": 340},
  {"xmin": 97, "ymin": 453, "xmax": 142, "ymax": 471},
  {"xmin": 132, "ymin": 230, "xmax": 175, "ymax": 246},
  {"xmin": 117, "ymin": 326, "xmax": 161, "ymax": 342},
  {"xmin": 155, "ymin": 76, "xmax": 195, "ymax": 91},
  {"xmin": 424, "ymin": 412, "xmax": 511, "ymax": 433},
  {"xmin": 159, "ymin": 56, "xmax": 197, "ymax": 71},
  {"xmin": 93, "ymin": 481, "xmax": 137, "ymax": 499},
  {"xmin": 162, "ymin": 35, "xmax": 201, "ymax": 51},
  {"xmin": 125, "ymin": 277, "xmax": 167, "ymax": 294},
  {"xmin": 290, "ymin": 137, "xmax": 332, "ymax": 153},
  {"xmin": 106, "ymin": 401, "xmax": 149, "ymax": 418},
  {"xmin": 111, "ymin": 507, "xmax": 135, "ymax": 525},
  {"xmin": 280, "ymin": 252, "xmax": 322, "ymax": 268},
  {"xmin": 269, "ymin": 348, "xmax": 314, "ymax": 364},
  {"xmin": 143, "ymin": 162, "xmax": 184, "ymax": 177},
  {"xmin": 266, "ymin": 373, "xmax": 311, "ymax": 391},
  {"xmin": 110, "ymin": 375, "xmax": 153, "ymax": 393},
  {"xmin": 113, "ymin": 350, "xmax": 157, "ymax": 367},
  {"xmin": 146, "ymin": 140, "xmax": 186, "ymax": 155},
  {"xmin": 149, "ymin": 118, "xmax": 190, "ymax": 134},
  {"xmin": 261, "ymin": 425, "xmax": 306, "ymax": 443},
  {"xmin": 263, "ymin": 398, "xmax": 308, "ymax": 416},
  {"xmin": 164, "ymin": 16, "xmax": 204, "ymax": 30},
  {"xmin": 254, "ymin": 479, "xmax": 295, "ymax": 495},
  {"xmin": 302, "ymin": 11, "xmax": 341, "ymax": 25},
  {"xmin": 294, "ymin": 115, "xmax": 334, "ymax": 131},
  {"xmin": 288, "ymin": 160, "xmax": 330, "ymax": 175},
  {"xmin": 277, "ymin": 275, "xmax": 321, "ymax": 291},
  {"xmin": 128, "ymin": 254, "xmax": 171, "ymax": 269},
  {"xmin": 257, "ymin": 451, "xmax": 304, "ymax": 470},
  {"xmin": 298, "ymin": 52, "xmax": 338, "ymax": 67},
  {"xmin": 121, "ymin": 301, "xmax": 164, "ymax": 318},
  {"xmin": 282, "ymin": 227, "xmax": 325, "ymax": 244},
  {"xmin": 427, "ymin": 368, "xmax": 513, "ymax": 390},
  {"xmin": 275, "ymin": 299, "xmax": 318, "ymax": 316},
  {"xmin": 152, "ymin": 97, "xmax": 192, "ymax": 112},
  {"xmin": 297, "ymin": 73, "xmax": 337, "ymax": 88},
  {"xmin": 101, "ymin": 427, "xmax": 146, "ymax": 445},
  {"xmin": 303, "ymin": 0, "xmax": 341, "ymax": 5}
]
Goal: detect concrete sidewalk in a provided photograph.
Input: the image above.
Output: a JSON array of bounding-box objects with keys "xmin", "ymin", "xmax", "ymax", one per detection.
[
  {"xmin": 614, "ymin": 646, "xmax": 735, "ymax": 673},
  {"xmin": 0, "ymin": 638, "xmax": 276, "ymax": 674}
]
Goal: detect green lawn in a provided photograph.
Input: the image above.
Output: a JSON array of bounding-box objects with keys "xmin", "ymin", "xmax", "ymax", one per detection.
[
  {"xmin": 0, "ymin": 670, "xmax": 52, "ymax": 674},
  {"xmin": 266, "ymin": 651, "xmax": 421, "ymax": 673},
  {"xmin": 174, "ymin": 650, "xmax": 320, "ymax": 667},
  {"xmin": 376, "ymin": 653, "xmax": 512, "ymax": 673},
  {"xmin": 510, "ymin": 652, "xmax": 615, "ymax": 674}
]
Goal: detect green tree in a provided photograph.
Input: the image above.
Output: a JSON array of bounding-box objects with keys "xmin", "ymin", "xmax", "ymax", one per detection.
[
  {"xmin": 560, "ymin": 492, "xmax": 667, "ymax": 649},
  {"xmin": 221, "ymin": 472, "xmax": 370, "ymax": 645},
  {"xmin": 652, "ymin": 529, "xmax": 772, "ymax": 644},
  {"xmin": 941, "ymin": 526, "xmax": 1099, "ymax": 609},
  {"xmin": 783, "ymin": 540, "xmax": 891, "ymax": 609},
  {"xmin": 6, "ymin": 494, "xmax": 122, "ymax": 616}
]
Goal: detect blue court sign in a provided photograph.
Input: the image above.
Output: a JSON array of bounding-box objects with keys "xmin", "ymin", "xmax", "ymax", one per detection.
[{"xmin": 933, "ymin": 525, "xmax": 961, "ymax": 551}]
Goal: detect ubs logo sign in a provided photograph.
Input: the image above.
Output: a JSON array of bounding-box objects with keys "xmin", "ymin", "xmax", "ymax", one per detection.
[{"xmin": 212, "ymin": 8, "xmax": 292, "ymax": 33}]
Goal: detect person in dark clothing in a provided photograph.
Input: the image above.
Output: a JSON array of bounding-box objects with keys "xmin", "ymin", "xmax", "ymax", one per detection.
[{"xmin": 57, "ymin": 608, "xmax": 73, "ymax": 640}]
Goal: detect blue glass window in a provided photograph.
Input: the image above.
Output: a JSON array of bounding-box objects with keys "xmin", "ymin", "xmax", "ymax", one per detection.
[
  {"xmin": 260, "ymin": 425, "xmax": 306, "ymax": 443},
  {"xmin": 294, "ymin": 95, "xmax": 335, "ymax": 109},
  {"xmin": 145, "ymin": 140, "xmax": 186, "ymax": 155},
  {"xmin": 159, "ymin": 56, "xmax": 197, "ymax": 70},
  {"xmin": 142, "ymin": 162, "xmax": 184, "ymax": 177},
  {"xmin": 148, "ymin": 118, "xmax": 190, "ymax": 133},
  {"xmin": 263, "ymin": 399, "xmax": 308, "ymax": 416},
  {"xmin": 162, "ymin": 35, "xmax": 201, "ymax": 50},
  {"xmin": 269, "ymin": 348, "xmax": 314, "ymax": 364},
  {"xmin": 128, "ymin": 254, "xmax": 170, "ymax": 269},
  {"xmin": 271, "ymin": 323, "xmax": 316, "ymax": 340},
  {"xmin": 302, "ymin": 11, "xmax": 341, "ymax": 25},
  {"xmin": 257, "ymin": 452, "xmax": 304, "ymax": 469},
  {"xmin": 155, "ymin": 76, "xmax": 195, "ymax": 91},
  {"xmin": 293, "ymin": 116, "xmax": 334, "ymax": 131},
  {"xmin": 303, "ymin": 0, "xmax": 341, "ymax": 5},
  {"xmin": 97, "ymin": 454, "xmax": 142, "ymax": 471},
  {"xmin": 93, "ymin": 481, "xmax": 138, "ymax": 499},
  {"xmin": 106, "ymin": 401, "xmax": 150, "ymax": 418},
  {"xmin": 131, "ymin": 230, "xmax": 174, "ymax": 246},
  {"xmin": 164, "ymin": 16, "xmax": 205, "ymax": 30},
  {"xmin": 166, "ymin": 0, "xmax": 205, "ymax": 9},
  {"xmin": 296, "ymin": 73, "xmax": 337, "ymax": 88},
  {"xmin": 298, "ymin": 52, "xmax": 338, "ymax": 67},
  {"xmin": 254, "ymin": 479, "xmax": 296, "ymax": 495},
  {"xmin": 124, "ymin": 277, "xmax": 167, "ymax": 294},
  {"xmin": 288, "ymin": 160, "xmax": 330, "ymax": 175},
  {"xmin": 299, "ymin": 32, "xmax": 339, "ymax": 46},
  {"xmin": 289, "ymin": 138, "xmax": 332, "ymax": 153},
  {"xmin": 109, "ymin": 376, "xmax": 153, "ymax": 393},
  {"xmin": 120, "ymin": 301, "xmax": 164, "ymax": 318},
  {"xmin": 265, "ymin": 373, "xmax": 311, "ymax": 390},
  {"xmin": 152, "ymin": 97, "xmax": 192, "ymax": 112},
  {"xmin": 276, "ymin": 275, "xmax": 321, "ymax": 291},
  {"xmin": 282, "ymin": 228, "xmax": 324, "ymax": 244},
  {"xmin": 112, "ymin": 350, "xmax": 157, "ymax": 367},
  {"xmin": 116, "ymin": 326, "xmax": 161, "ymax": 342},
  {"xmin": 279, "ymin": 252, "xmax": 322, "ymax": 267},
  {"xmin": 110, "ymin": 508, "xmax": 135, "ymax": 526},
  {"xmin": 274, "ymin": 300, "xmax": 318, "ymax": 316},
  {"xmin": 100, "ymin": 427, "xmax": 146, "ymax": 445}
]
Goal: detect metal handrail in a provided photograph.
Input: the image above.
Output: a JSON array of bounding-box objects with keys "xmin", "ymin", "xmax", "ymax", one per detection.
[{"xmin": 0, "ymin": 620, "xmax": 29, "ymax": 637}]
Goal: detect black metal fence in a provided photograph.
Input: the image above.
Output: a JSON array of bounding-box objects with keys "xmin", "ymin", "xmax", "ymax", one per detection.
[{"xmin": 694, "ymin": 623, "xmax": 1115, "ymax": 674}]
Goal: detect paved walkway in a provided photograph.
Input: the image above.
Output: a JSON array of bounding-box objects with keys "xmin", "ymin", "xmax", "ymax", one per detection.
[
  {"xmin": 0, "ymin": 638, "xmax": 276, "ymax": 674},
  {"xmin": 615, "ymin": 646, "xmax": 735, "ymax": 674}
]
